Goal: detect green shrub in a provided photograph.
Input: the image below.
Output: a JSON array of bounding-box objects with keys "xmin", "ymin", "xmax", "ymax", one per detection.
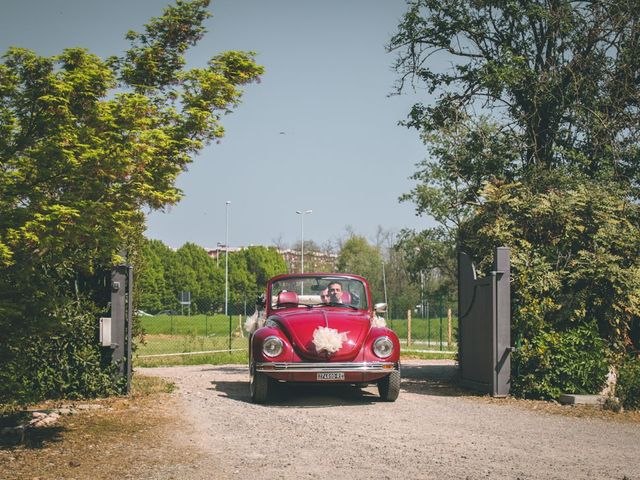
[
  {"xmin": 616, "ymin": 355, "xmax": 640, "ymax": 410},
  {"xmin": 512, "ymin": 322, "xmax": 609, "ymax": 400},
  {"xmin": 0, "ymin": 299, "xmax": 125, "ymax": 405}
]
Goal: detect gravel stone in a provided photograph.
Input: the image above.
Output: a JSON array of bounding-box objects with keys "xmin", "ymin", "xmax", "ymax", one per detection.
[{"xmin": 137, "ymin": 360, "xmax": 640, "ymax": 480}]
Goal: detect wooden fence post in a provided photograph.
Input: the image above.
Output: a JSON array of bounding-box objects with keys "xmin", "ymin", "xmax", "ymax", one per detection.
[
  {"xmin": 407, "ymin": 309, "xmax": 412, "ymax": 347},
  {"xmin": 447, "ymin": 308, "xmax": 452, "ymax": 347},
  {"xmin": 238, "ymin": 315, "xmax": 244, "ymax": 338}
]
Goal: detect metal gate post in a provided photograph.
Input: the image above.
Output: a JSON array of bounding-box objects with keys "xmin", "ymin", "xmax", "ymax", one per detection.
[
  {"xmin": 458, "ymin": 247, "xmax": 511, "ymax": 396},
  {"xmin": 110, "ymin": 265, "xmax": 133, "ymax": 393},
  {"xmin": 126, "ymin": 265, "xmax": 133, "ymax": 392},
  {"xmin": 492, "ymin": 247, "xmax": 511, "ymax": 397}
]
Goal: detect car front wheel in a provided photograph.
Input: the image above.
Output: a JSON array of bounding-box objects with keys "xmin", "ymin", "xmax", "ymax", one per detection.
[
  {"xmin": 250, "ymin": 360, "xmax": 272, "ymax": 404},
  {"xmin": 377, "ymin": 369, "xmax": 400, "ymax": 402}
]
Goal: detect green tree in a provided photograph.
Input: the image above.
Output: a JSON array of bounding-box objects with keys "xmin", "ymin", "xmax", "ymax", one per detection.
[
  {"xmin": 0, "ymin": 0, "xmax": 264, "ymax": 403},
  {"xmin": 227, "ymin": 251, "xmax": 255, "ymax": 308},
  {"xmin": 175, "ymin": 242, "xmax": 222, "ymax": 313},
  {"xmin": 337, "ymin": 235, "xmax": 384, "ymax": 304},
  {"xmin": 241, "ymin": 246, "xmax": 288, "ymax": 292},
  {"xmin": 396, "ymin": 118, "xmax": 517, "ymax": 292},
  {"xmin": 138, "ymin": 243, "xmax": 288, "ymax": 315},
  {"xmin": 461, "ymin": 180, "xmax": 640, "ymax": 350},
  {"xmin": 371, "ymin": 227, "xmax": 421, "ymax": 317},
  {"xmin": 390, "ymin": 0, "xmax": 640, "ymax": 183},
  {"xmin": 391, "ymin": 0, "xmax": 640, "ymax": 398},
  {"xmin": 144, "ymin": 239, "xmax": 183, "ymax": 311},
  {"xmin": 138, "ymin": 240, "xmax": 169, "ymax": 313},
  {"xmin": 383, "ymin": 245, "xmax": 421, "ymax": 320}
]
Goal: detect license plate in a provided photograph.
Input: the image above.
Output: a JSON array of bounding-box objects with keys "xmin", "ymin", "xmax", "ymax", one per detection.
[{"xmin": 317, "ymin": 372, "xmax": 345, "ymax": 381}]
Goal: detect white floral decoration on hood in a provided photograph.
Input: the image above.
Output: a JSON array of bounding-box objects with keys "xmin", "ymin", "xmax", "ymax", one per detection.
[{"xmin": 312, "ymin": 326, "xmax": 348, "ymax": 354}]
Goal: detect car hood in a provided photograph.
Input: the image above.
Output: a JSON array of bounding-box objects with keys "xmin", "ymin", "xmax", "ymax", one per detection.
[{"xmin": 272, "ymin": 308, "xmax": 371, "ymax": 361}]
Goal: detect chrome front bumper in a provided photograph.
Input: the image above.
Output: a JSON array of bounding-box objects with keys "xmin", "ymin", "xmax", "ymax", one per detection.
[{"xmin": 256, "ymin": 361, "xmax": 398, "ymax": 373}]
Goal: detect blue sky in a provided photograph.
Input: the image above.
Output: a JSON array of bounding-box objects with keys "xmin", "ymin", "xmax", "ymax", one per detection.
[{"xmin": 1, "ymin": 0, "xmax": 436, "ymax": 250}]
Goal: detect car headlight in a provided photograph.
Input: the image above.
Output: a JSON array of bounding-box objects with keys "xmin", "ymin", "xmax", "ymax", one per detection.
[
  {"xmin": 373, "ymin": 336, "xmax": 394, "ymax": 358},
  {"xmin": 263, "ymin": 336, "xmax": 284, "ymax": 357}
]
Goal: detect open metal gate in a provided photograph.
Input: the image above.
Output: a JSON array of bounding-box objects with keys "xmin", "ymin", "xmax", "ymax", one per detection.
[{"xmin": 458, "ymin": 247, "xmax": 511, "ymax": 397}]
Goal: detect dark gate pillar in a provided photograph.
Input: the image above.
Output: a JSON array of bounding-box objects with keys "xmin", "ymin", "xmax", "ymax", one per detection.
[
  {"xmin": 458, "ymin": 247, "xmax": 511, "ymax": 397},
  {"xmin": 492, "ymin": 247, "xmax": 511, "ymax": 397},
  {"xmin": 110, "ymin": 265, "xmax": 133, "ymax": 393}
]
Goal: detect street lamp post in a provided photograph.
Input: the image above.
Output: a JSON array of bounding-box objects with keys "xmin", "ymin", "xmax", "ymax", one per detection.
[
  {"xmin": 420, "ymin": 271, "xmax": 425, "ymax": 319},
  {"xmin": 296, "ymin": 209, "xmax": 312, "ymax": 273},
  {"xmin": 225, "ymin": 201, "xmax": 231, "ymax": 316},
  {"xmin": 382, "ymin": 260, "xmax": 388, "ymax": 305}
]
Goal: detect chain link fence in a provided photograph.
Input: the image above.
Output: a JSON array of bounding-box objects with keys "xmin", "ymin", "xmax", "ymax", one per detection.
[
  {"xmin": 387, "ymin": 296, "xmax": 458, "ymax": 354},
  {"xmin": 135, "ymin": 299, "xmax": 255, "ymax": 363},
  {"xmin": 135, "ymin": 294, "xmax": 457, "ymax": 364}
]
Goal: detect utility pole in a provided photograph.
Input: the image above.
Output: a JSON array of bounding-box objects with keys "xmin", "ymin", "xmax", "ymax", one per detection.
[{"xmin": 225, "ymin": 201, "xmax": 230, "ymax": 316}]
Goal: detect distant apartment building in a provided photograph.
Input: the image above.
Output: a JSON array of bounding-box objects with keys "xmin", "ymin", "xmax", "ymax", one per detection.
[
  {"xmin": 205, "ymin": 245, "xmax": 243, "ymax": 268},
  {"xmin": 205, "ymin": 246, "xmax": 338, "ymax": 273},
  {"xmin": 206, "ymin": 245, "xmax": 242, "ymax": 259},
  {"xmin": 278, "ymin": 249, "xmax": 338, "ymax": 273}
]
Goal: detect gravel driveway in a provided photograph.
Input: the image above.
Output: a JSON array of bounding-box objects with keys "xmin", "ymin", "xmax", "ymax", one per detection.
[{"xmin": 138, "ymin": 360, "xmax": 639, "ymax": 480}]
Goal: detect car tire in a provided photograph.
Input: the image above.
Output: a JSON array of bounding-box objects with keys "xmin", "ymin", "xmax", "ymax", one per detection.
[
  {"xmin": 377, "ymin": 369, "xmax": 400, "ymax": 402},
  {"xmin": 250, "ymin": 360, "xmax": 272, "ymax": 404}
]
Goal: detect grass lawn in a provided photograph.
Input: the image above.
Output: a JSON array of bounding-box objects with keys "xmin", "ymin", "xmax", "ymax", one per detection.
[
  {"xmin": 387, "ymin": 315, "xmax": 459, "ymax": 344},
  {"xmin": 135, "ymin": 349, "xmax": 249, "ymax": 367},
  {"xmin": 136, "ymin": 334, "xmax": 248, "ymax": 356},
  {"xmin": 142, "ymin": 314, "xmax": 458, "ymax": 343},
  {"xmin": 140, "ymin": 314, "xmax": 245, "ymax": 336},
  {"xmin": 135, "ymin": 313, "xmax": 456, "ymax": 366},
  {"xmin": 133, "ymin": 346, "xmax": 455, "ymax": 367}
]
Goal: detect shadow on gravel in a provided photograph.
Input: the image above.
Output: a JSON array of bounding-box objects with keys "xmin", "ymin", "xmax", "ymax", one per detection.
[
  {"xmin": 208, "ymin": 363, "xmax": 468, "ymax": 406},
  {"xmin": 400, "ymin": 363, "xmax": 471, "ymax": 397},
  {"xmin": 206, "ymin": 380, "xmax": 249, "ymax": 402},
  {"xmin": 209, "ymin": 380, "xmax": 380, "ymax": 408},
  {"xmin": 0, "ymin": 419, "xmax": 64, "ymax": 450},
  {"xmin": 268, "ymin": 384, "xmax": 380, "ymax": 408},
  {"xmin": 199, "ymin": 365, "xmax": 246, "ymax": 374}
]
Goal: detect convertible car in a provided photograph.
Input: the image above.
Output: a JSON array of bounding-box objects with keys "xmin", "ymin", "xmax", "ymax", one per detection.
[{"xmin": 247, "ymin": 273, "xmax": 401, "ymax": 403}]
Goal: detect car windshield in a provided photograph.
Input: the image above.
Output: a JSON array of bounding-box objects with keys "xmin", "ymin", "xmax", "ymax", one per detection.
[{"xmin": 270, "ymin": 275, "xmax": 368, "ymax": 310}]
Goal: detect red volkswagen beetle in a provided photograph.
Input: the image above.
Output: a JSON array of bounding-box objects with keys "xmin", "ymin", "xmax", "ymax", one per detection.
[{"xmin": 247, "ymin": 273, "xmax": 401, "ymax": 403}]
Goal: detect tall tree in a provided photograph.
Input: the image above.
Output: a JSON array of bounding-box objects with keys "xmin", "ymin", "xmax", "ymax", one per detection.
[
  {"xmin": 241, "ymin": 246, "xmax": 288, "ymax": 292},
  {"xmin": 138, "ymin": 240, "xmax": 170, "ymax": 313},
  {"xmin": 0, "ymin": 0, "xmax": 263, "ymax": 402},
  {"xmin": 175, "ymin": 242, "xmax": 222, "ymax": 313},
  {"xmin": 337, "ymin": 235, "xmax": 384, "ymax": 303},
  {"xmin": 370, "ymin": 226, "xmax": 421, "ymax": 314},
  {"xmin": 391, "ymin": 0, "xmax": 640, "ymax": 397},
  {"xmin": 390, "ymin": 0, "xmax": 640, "ymax": 185}
]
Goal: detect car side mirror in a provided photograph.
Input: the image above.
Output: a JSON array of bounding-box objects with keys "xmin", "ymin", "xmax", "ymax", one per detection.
[{"xmin": 374, "ymin": 303, "xmax": 387, "ymax": 314}]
